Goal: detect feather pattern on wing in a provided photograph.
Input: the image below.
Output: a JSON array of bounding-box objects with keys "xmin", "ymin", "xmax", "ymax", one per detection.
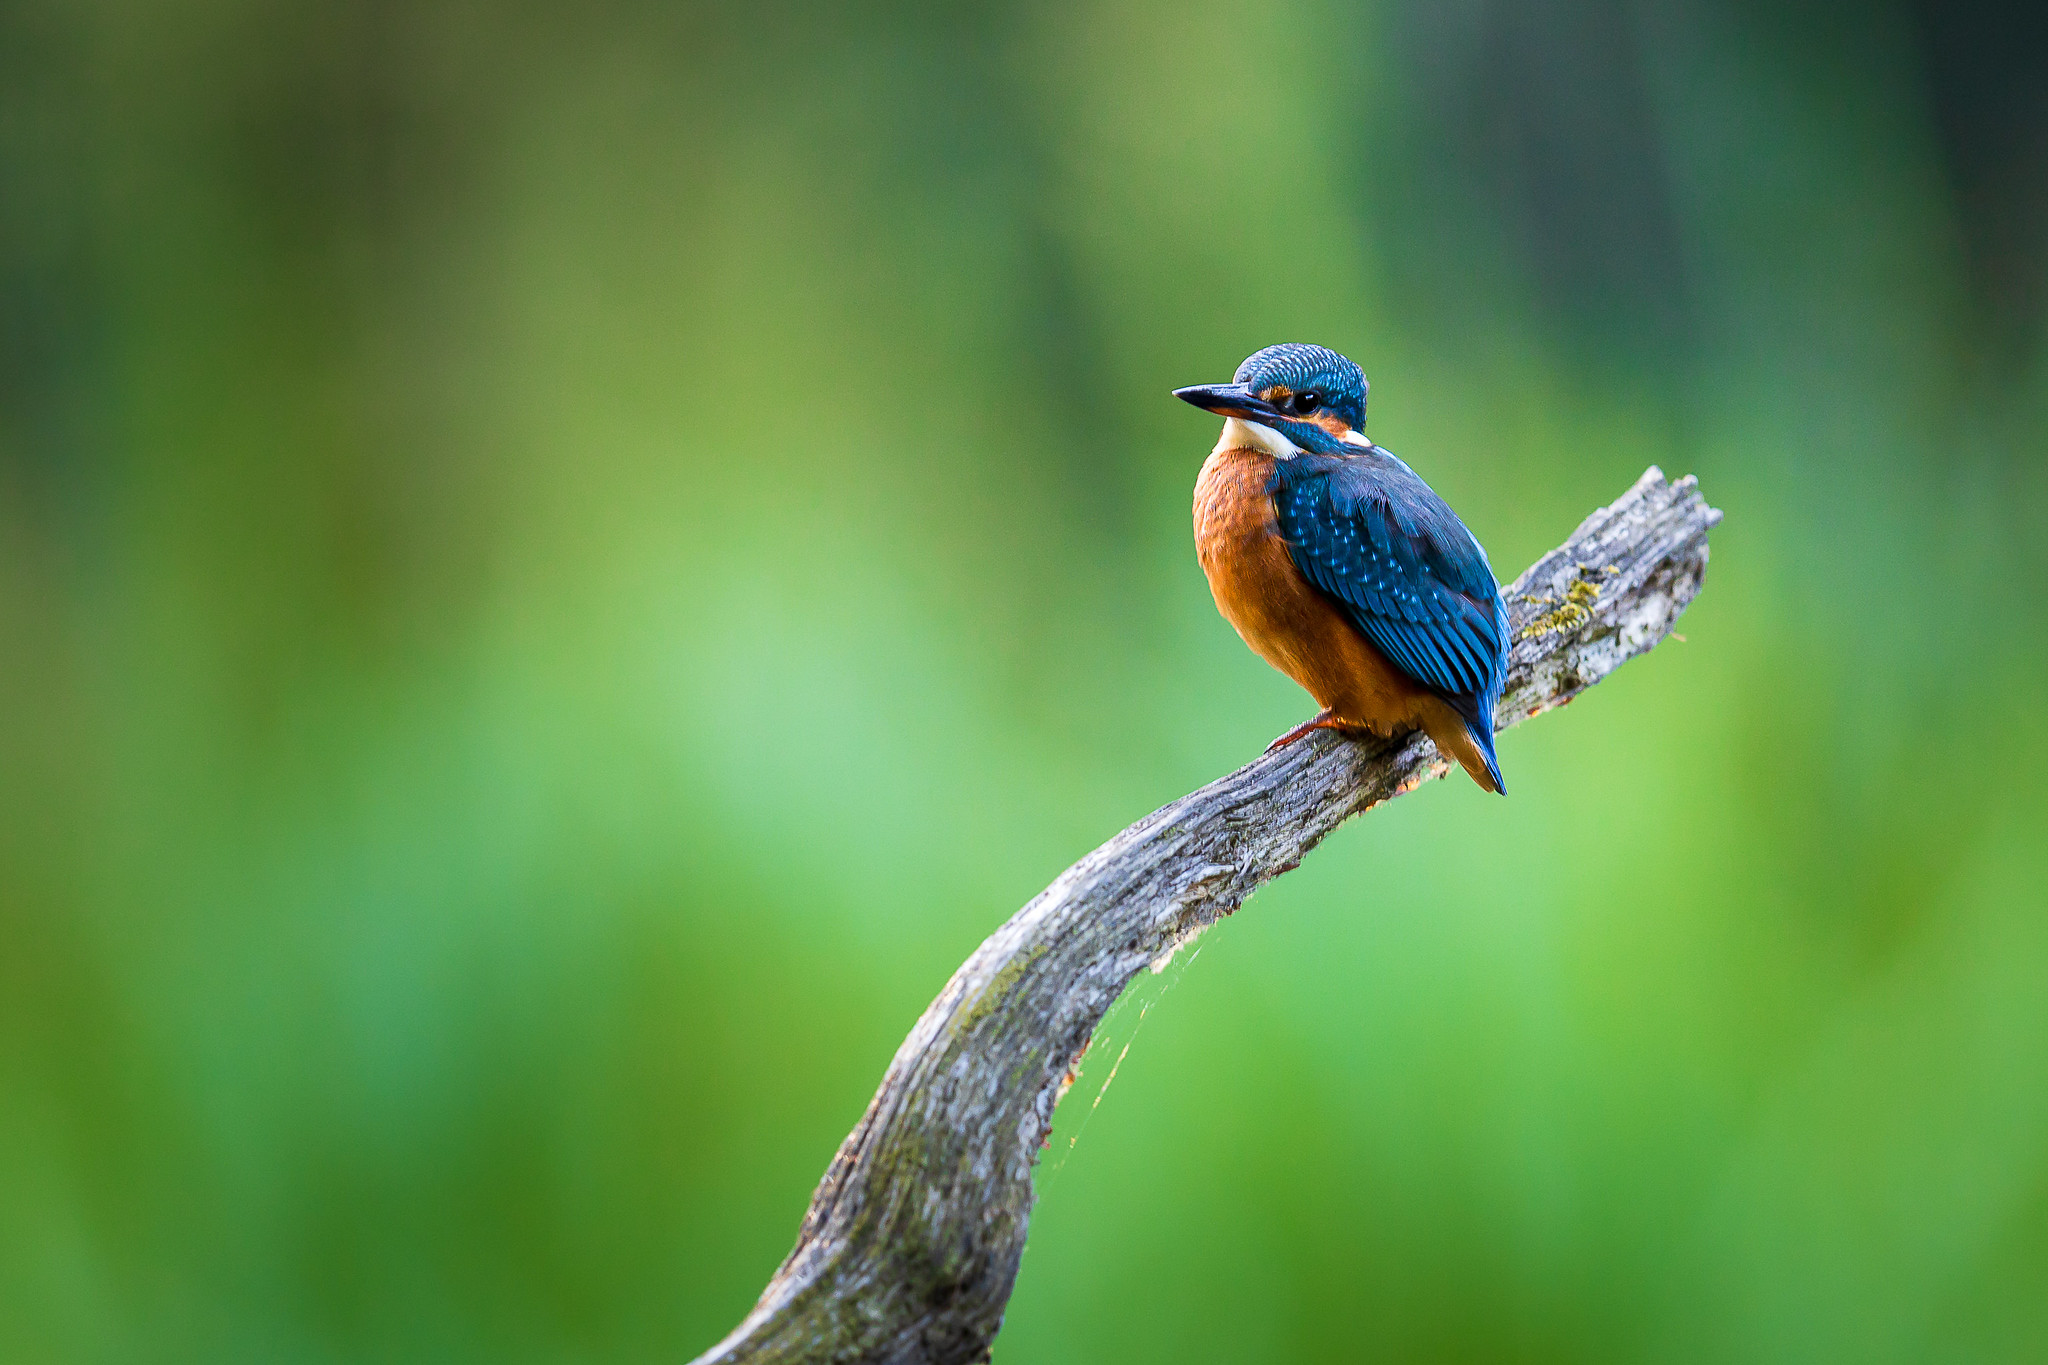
[{"xmin": 1271, "ymin": 449, "xmax": 1510, "ymax": 739}]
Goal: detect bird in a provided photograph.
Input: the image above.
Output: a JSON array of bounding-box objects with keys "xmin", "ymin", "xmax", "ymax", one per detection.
[{"xmin": 1175, "ymin": 343, "xmax": 1510, "ymax": 794}]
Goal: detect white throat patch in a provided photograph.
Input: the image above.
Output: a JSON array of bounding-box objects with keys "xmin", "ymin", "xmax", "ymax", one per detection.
[{"xmin": 1217, "ymin": 416, "xmax": 1302, "ymax": 459}]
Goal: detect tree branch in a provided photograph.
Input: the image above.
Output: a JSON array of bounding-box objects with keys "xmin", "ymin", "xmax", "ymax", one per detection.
[{"xmin": 692, "ymin": 467, "xmax": 1721, "ymax": 1365}]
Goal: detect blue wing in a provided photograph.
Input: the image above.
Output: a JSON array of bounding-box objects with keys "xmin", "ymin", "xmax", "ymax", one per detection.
[{"xmin": 1273, "ymin": 451, "xmax": 1510, "ymax": 756}]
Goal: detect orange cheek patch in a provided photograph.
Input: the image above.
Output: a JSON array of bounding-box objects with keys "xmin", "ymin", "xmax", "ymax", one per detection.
[{"xmin": 1255, "ymin": 387, "xmax": 1356, "ymax": 440}]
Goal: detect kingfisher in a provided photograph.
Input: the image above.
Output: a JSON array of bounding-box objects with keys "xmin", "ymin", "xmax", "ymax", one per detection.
[{"xmin": 1175, "ymin": 344, "xmax": 1510, "ymax": 794}]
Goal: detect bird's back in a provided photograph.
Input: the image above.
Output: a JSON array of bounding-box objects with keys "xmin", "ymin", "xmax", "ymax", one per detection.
[{"xmin": 1275, "ymin": 448, "xmax": 1510, "ymax": 786}]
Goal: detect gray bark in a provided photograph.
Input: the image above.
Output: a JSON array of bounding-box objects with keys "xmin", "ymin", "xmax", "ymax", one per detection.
[{"xmin": 691, "ymin": 466, "xmax": 1722, "ymax": 1365}]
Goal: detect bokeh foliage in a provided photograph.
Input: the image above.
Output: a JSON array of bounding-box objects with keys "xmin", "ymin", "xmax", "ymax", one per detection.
[{"xmin": 3, "ymin": 1, "xmax": 2046, "ymax": 1362}]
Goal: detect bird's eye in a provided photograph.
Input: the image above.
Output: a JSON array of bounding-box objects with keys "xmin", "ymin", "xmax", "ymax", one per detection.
[{"xmin": 1292, "ymin": 391, "xmax": 1320, "ymax": 414}]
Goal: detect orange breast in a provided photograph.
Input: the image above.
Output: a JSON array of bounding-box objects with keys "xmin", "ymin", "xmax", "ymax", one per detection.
[{"xmin": 1192, "ymin": 445, "xmax": 1433, "ymax": 740}]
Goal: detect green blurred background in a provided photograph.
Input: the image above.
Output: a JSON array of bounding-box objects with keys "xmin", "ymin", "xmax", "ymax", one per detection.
[{"xmin": 4, "ymin": 1, "xmax": 2046, "ymax": 1361}]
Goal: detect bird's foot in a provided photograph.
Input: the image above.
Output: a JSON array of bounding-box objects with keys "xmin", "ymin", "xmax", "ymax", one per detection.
[{"xmin": 1265, "ymin": 710, "xmax": 1350, "ymax": 752}]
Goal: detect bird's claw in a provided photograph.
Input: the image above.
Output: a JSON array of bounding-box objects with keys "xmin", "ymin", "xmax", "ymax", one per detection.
[{"xmin": 1266, "ymin": 710, "xmax": 1341, "ymax": 752}]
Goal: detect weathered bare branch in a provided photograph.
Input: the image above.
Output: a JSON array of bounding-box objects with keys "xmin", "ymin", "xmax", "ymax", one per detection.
[{"xmin": 692, "ymin": 467, "xmax": 1721, "ymax": 1365}]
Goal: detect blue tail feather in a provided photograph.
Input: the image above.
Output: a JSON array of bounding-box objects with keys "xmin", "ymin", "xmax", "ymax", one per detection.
[{"xmin": 1466, "ymin": 719, "xmax": 1507, "ymax": 795}]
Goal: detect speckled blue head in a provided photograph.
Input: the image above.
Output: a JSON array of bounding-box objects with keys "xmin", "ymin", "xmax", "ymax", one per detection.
[
  {"xmin": 1172, "ymin": 344, "xmax": 1370, "ymax": 457},
  {"xmin": 1231, "ymin": 344, "xmax": 1367, "ymax": 431}
]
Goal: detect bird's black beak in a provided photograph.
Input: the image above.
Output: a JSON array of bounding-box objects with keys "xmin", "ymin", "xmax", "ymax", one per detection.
[{"xmin": 1173, "ymin": 382, "xmax": 1279, "ymax": 421}]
